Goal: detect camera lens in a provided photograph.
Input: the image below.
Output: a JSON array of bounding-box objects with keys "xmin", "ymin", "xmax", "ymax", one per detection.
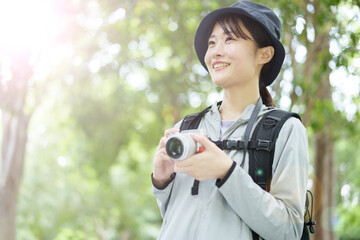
[{"xmin": 166, "ymin": 137, "xmax": 183, "ymax": 159}]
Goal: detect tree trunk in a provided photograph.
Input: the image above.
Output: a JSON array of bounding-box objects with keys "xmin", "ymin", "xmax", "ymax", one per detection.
[
  {"xmin": 291, "ymin": 2, "xmax": 337, "ymax": 235},
  {"xmin": 312, "ymin": 58, "xmax": 336, "ymax": 240},
  {"xmin": 0, "ymin": 51, "xmax": 32, "ymax": 240},
  {"xmin": 0, "ymin": 113, "xmax": 30, "ymax": 240},
  {"xmin": 314, "ymin": 130, "xmax": 336, "ymax": 240}
]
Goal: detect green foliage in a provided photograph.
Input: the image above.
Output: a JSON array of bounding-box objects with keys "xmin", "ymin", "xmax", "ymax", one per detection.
[
  {"xmin": 334, "ymin": 135, "xmax": 360, "ymax": 239},
  {"xmin": 18, "ymin": 80, "xmax": 159, "ymax": 239},
  {"xmin": 336, "ymin": 205, "xmax": 360, "ymax": 240}
]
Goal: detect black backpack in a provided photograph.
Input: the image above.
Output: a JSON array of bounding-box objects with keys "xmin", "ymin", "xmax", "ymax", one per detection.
[{"xmin": 179, "ymin": 106, "xmax": 315, "ymax": 240}]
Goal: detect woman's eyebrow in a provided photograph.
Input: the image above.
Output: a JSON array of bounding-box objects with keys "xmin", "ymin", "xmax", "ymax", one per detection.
[{"xmin": 209, "ymin": 31, "xmax": 234, "ymax": 39}]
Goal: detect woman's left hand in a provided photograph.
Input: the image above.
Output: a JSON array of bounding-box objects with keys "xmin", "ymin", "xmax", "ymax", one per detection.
[{"xmin": 174, "ymin": 134, "xmax": 234, "ymax": 181}]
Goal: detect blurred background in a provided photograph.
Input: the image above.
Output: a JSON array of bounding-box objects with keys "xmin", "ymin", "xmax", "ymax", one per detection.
[{"xmin": 0, "ymin": 0, "xmax": 359, "ymax": 239}]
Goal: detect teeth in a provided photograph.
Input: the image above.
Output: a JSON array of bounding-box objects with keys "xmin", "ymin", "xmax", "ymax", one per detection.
[{"xmin": 214, "ymin": 63, "xmax": 230, "ymax": 69}]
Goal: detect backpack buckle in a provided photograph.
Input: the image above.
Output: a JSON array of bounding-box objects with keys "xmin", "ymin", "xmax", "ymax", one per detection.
[
  {"xmin": 256, "ymin": 140, "xmax": 272, "ymax": 151},
  {"xmin": 223, "ymin": 140, "xmax": 238, "ymax": 150}
]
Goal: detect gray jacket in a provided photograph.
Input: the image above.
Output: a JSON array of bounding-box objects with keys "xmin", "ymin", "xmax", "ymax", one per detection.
[{"xmin": 152, "ymin": 102, "xmax": 309, "ymax": 240}]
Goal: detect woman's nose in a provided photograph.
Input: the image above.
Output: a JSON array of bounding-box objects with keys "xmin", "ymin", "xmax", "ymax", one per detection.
[{"xmin": 212, "ymin": 43, "xmax": 224, "ymax": 58}]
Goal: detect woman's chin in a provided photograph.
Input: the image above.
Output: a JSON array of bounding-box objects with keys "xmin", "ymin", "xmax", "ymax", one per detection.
[
  {"xmin": 212, "ymin": 78, "xmax": 239, "ymax": 90},
  {"xmin": 212, "ymin": 77, "xmax": 228, "ymax": 88}
]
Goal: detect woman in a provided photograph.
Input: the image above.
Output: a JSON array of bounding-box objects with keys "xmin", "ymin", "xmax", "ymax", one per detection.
[{"xmin": 152, "ymin": 1, "xmax": 309, "ymax": 239}]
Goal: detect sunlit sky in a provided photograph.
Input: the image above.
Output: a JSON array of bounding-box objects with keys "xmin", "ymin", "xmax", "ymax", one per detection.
[
  {"xmin": 0, "ymin": 0, "xmax": 58, "ymax": 53},
  {"xmin": 0, "ymin": 0, "xmax": 359, "ymax": 120}
]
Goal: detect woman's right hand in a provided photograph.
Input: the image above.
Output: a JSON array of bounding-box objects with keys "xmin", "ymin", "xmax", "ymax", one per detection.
[{"xmin": 152, "ymin": 128, "xmax": 180, "ymax": 187}]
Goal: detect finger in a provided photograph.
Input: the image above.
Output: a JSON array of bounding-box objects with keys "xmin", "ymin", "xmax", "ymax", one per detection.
[
  {"xmin": 157, "ymin": 128, "xmax": 179, "ymax": 150},
  {"xmin": 190, "ymin": 134, "xmax": 215, "ymax": 150},
  {"xmin": 156, "ymin": 147, "xmax": 170, "ymax": 157},
  {"xmin": 159, "ymin": 148, "xmax": 174, "ymax": 161},
  {"xmin": 157, "ymin": 137, "xmax": 167, "ymax": 150},
  {"xmin": 164, "ymin": 128, "xmax": 180, "ymax": 138},
  {"xmin": 174, "ymin": 157, "xmax": 195, "ymax": 168},
  {"xmin": 174, "ymin": 162, "xmax": 193, "ymax": 173},
  {"xmin": 154, "ymin": 149, "xmax": 175, "ymax": 165},
  {"xmin": 174, "ymin": 164, "xmax": 201, "ymax": 180}
]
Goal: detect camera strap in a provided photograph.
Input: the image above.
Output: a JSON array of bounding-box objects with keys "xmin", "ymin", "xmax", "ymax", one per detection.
[{"xmin": 242, "ymin": 97, "xmax": 263, "ymax": 166}]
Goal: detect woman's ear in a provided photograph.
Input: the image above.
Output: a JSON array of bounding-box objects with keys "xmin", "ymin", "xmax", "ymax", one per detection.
[{"xmin": 258, "ymin": 46, "xmax": 274, "ymax": 65}]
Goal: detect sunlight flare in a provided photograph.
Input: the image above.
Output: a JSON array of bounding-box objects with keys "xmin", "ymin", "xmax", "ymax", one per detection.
[{"xmin": 0, "ymin": 0, "xmax": 58, "ymax": 54}]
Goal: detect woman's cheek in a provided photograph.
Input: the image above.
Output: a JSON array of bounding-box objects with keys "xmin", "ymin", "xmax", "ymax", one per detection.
[{"xmin": 204, "ymin": 51, "xmax": 212, "ymax": 69}]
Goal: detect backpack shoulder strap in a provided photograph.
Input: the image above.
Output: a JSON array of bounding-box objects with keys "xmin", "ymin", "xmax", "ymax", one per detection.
[
  {"xmin": 248, "ymin": 109, "xmax": 301, "ymax": 191},
  {"xmin": 179, "ymin": 112, "xmax": 202, "ymax": 131},
  {"xmin": 179, "ymin": 102, "xmax": 219, "ymax": 131},
  {"xmin": 250, "ymin": 109, "xmax": 301, "ymax": 240}
]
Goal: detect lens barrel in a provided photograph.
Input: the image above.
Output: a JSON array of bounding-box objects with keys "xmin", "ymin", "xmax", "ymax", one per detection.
[
  {"xmin": 166, "ymin": 137, "xmax": 183, "ymax": 159},
  {"xmin": 166, "ymin": 133, "xmax": 197, "ymax": 160}
]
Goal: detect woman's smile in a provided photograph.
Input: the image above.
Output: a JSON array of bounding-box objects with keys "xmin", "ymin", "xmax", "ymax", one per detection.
[{"xmin": 213, "ymin": 61, "xmax": 231, "ymax": 71}]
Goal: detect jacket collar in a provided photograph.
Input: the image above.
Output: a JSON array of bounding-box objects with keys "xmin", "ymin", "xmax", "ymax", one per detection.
[{"xmin": 209, "ymin": 100, "xmax": 270, "ymax": 122}]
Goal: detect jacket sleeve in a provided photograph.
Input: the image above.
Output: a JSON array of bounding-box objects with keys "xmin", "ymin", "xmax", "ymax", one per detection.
[
  {"xmin": 217, "ymin": 117, "xmax": 308, "ymax": 240},
  {"xmin": 152, "ymin": 173, "xmax": 176, "ymax": 218},
  {"xmin": 151, "ymin": 121, "xmax": 182, "ymax": 218}
]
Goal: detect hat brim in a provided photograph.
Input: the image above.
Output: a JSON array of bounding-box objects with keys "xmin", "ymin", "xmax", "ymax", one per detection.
[{"xmin": 194, "ymin": 7, "xmax": 285, "ymax": 86}]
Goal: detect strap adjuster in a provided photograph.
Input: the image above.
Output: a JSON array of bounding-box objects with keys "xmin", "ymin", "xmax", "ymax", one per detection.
[
  {"xmin": 224, "ymin": 140, "xmax": 238, "ymax": 150},
  {"xmin": 256, "ymin": 140, "xmax": 272, "ymax": 151}
]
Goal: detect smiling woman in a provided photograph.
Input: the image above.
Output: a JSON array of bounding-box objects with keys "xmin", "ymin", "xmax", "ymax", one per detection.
[
  {"xmin": 0, "ymin": 0, "xmax": 57, "ymax": 55},
  {"xmin": 151, "ymin": 2, "xmax": 310, "ymax": 240}
]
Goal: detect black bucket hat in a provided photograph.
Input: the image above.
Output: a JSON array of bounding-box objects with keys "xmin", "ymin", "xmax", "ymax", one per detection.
[{"xmin": 194, "ymin": 1, "xmax": 285, "ymax": 86}]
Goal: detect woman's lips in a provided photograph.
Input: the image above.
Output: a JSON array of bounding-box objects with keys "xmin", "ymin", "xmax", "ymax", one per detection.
[{"xmin": 213, "ymin": 62, "xmax": 230, "ymax": 71}]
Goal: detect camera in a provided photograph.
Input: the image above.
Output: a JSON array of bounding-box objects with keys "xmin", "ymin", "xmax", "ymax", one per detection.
[{"xmin": 165, "ymin": 129, "xmax": 205, "ymax": 161}]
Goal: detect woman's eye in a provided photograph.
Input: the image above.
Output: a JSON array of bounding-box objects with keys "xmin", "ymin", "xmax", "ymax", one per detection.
[
  {"xmin": 226, "ymin": 36, "xmax": 234, "ymax": 41},
  {"xmin": 208, "ymin": 40, "xmax": 215, "ymax": 46}
]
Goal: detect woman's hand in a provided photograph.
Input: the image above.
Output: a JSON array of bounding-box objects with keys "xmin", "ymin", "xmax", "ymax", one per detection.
[
  {"xmin": 152, "ymin": 128, "xmax": 179, "ymax": 187},
  {"xmin": 174, "ymin": 134, "xmax": 234, "ymax": 181}
]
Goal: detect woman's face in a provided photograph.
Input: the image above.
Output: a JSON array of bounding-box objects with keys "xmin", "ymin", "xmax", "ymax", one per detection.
[{"xmin": 204, "ymin": 20, "xmax": 262, "ymax": 89}]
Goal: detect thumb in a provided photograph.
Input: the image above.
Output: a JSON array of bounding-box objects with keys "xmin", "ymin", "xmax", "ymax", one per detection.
[{"xmin": 190, "ymin": 134, "xmax": 215, "ymax": 150}]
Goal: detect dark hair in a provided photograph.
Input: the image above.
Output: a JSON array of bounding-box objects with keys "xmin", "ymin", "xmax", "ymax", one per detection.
[{"xmin": 214, "ymin": 14, "xmax": 275, "ymax": 107}]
